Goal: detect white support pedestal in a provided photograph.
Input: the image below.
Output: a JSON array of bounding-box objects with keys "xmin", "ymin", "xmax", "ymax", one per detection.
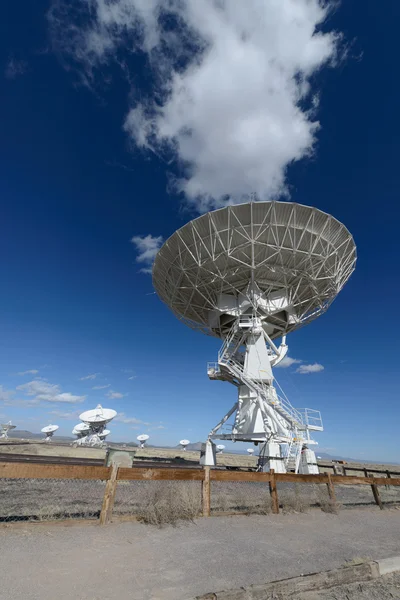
[
  {"xmin": 299, "ymin": 448, "xmax": 319, "ymax": 474},
  {"xmin": 257, "ymin": 441, "xmax": 286, "ymax": 473},
  {"xmin": 200, "ymin": 440, "xmax": 217, "ymax": 466}
]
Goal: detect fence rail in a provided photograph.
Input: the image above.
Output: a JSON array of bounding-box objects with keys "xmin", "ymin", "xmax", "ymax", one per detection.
[{"xmin": 1, "ymin": 461, "xmax": 400, "ymax": 524}]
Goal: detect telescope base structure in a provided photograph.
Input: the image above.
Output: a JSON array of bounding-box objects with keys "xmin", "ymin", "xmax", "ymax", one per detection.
[
  {"xmin": 200, "ymin": 440, "xmax": 217, "ymax": 466},
  {"xmin": 299, "ymin": 448, "xmax": 319, "ymax": 475},
  {"xmin": 257, "ymin": 441, "xmax": 287, "ymax": 473},
  {"xmin": 74, "ymin": 433, "xmax": 106, "ymax": 448},
  {"xmin": 207, "ymin": 316, "xmax": 323, "ymax": 474}
]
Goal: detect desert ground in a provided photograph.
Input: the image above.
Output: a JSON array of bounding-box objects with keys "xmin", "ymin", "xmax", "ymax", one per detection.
[{"xmin": 0, "ymin": 509, "xmax": 399, "ymax": 600}]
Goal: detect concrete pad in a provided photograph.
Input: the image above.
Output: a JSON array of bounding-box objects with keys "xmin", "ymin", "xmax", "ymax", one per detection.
[{"xmin": 378, "ymin": 556, "xmax": 400, "ymax": 575}]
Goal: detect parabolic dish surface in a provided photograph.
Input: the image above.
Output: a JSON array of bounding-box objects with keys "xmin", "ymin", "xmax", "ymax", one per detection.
[
  {"xmin": 153, "ymin": 201, "xmax": 356, "ymax": 339},
  {"xmin": 79, "ymin": 407, "xmax": 117, "ymax": 424},
  {"xmin": 41, "ymin": 425, "xmax": 59, "ymax": 433}
]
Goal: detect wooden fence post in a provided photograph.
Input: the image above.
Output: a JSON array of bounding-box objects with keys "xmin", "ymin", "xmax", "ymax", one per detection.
[
  {"xmin": 371, "ymin": 479, "xmax": 383, "ymax": 510},
  {"xmin": 202, "ymin": 466, "xmax": 211, "ymax": 517},
  {"xmin": 386, "ymin": 470, "xmax": 391, "ymax": 490},
  {"xmin": 269, "ymin": 469, "xmax": 279, "ymax": 514},
  {"xmin": 326, "ymin": 473, "xmax": 337, "ymax": 504},
  {"xmin": 99, "ymin": 464, "xmax": 119, "ymax": 525}
]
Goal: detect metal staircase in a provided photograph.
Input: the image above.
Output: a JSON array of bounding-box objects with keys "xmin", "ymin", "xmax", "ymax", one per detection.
[
  {"xmin": 284, "ymin": 438, "xmax": 303, "ymax": 472},
  {"xmin": 207, "ymin": 319, "xmax": 322, "ymax": 472},
  {"xmin": 217, "ymin": 324, "xmax": 304, "ymax": 431}
]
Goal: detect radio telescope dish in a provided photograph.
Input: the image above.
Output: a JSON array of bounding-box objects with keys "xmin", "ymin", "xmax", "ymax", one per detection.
[
  {"xmin": 99, "ymin": 429, "xmax": 110, "ymax": 440},
  {"xmin": 153, "ymin": 201, "xmax": 356, "ymax": 339},
  {"xmin": 247, "ymin": 448, "xmax": 255, "ymax": 455},
  {"xmin": 0, "ymin": 421, "xmax": 16, "ymax": 440},
  {"xmin": 179, "ymin": 439, "xmax": 190, "ymax": 451},
  {"xmin": 78, "ymin": 405, "xmax": 116, "ymax": 447},
  {"xmin": 137, "ymin": 434, "xmax": 149, "ymax": 448},
  {"xmin": 216, "ymin": 444, "xmax": 225, "ymax": 454},
  {"xmin": 41, "ymin": 424, "xmax": 59, "ymax": 443},
  {"xmin": 72, "ymin": 423, "xmax": 90, "ymax": 439},
  {"xmin": 153, "ymin": 201, "xmax": 355, "ymax": 476},
  {"xmin": 79, "ymin": 405, "xmax": 117, "ymax": 425}
]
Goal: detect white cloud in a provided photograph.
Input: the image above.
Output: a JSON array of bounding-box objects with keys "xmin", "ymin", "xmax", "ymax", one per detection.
[
  {"xmin": 5, "ymin": 57, "xmax": 27, "ymax": 80},
  {"xmin": 79, "ymin": 373, "xmax": 100, "ymax": 381},
  {"xmin": 295, "ymin": 363, "xmax": 324, "ymax": 374},
  {"xmin": 106, "ymin": 390, "xmax": 126, "ymax": 399},
  {"xmin": 0, "ymin": 386, "xmax": 15, "ymax": 404},
  {"xmin": 92, "ymin": 384, "xmax": 111, "ymax": 390},
  {"xmin": 114, "ymin": 412, "xmax": 148, "ymax": 425},
  {"xmin": 148, "ymin": 425, "xmax": 166, "ymax": 431},
  {"xmin": 49, "ymin": 410, "xmax": 80, "ymax": 420},
  {"xmin": 49, "ymin": 0, "xmax": 343, "ymax": 212},
  {"xmin": 275, "ymin": 356, "xmax": 302, "ymax": 369},
  {"xmin": 128, "ymin": 376, "xmax": 137, "ymax": 380},
  {"xmin": 131, "ymin": 234, "xmax": 163, "ymax": 274},
  {"xmin": 16, "ymin": 369, "xmax": 39, "ymax": 376},
  {"xmin": 16, "ymin": 379, "xmax": 86, "ymax": 404}
]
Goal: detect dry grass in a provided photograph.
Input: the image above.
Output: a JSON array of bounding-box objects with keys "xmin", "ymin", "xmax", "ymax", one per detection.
[
  {"xmin": 316, "ymin": 486, "xmax": 340, "ymax": 514},
  {"xmin": 136, "ymin": 481, "xmax": 201, "ymax": 527},
  {"xmin": 280, "ymin": 484, "xmax": 311, "ymax": 514},
  {"xmin": 344, "ymin": 556, "xmax": 371, "ymax": 566},
  {"xmin": 0, "ymin": 478, "xmax": 105, "ymax": 522}
]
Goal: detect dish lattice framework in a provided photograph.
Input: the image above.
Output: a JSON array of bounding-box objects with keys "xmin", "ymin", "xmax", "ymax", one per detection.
[{"xmin": 153, "ymin": 201, "xmax": 356, "ymax": 339}]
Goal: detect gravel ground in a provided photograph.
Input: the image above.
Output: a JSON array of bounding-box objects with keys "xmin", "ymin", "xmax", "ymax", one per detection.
[{"xmin": 0, "ymin": 508, "xmax": 399, "ymax": 600}]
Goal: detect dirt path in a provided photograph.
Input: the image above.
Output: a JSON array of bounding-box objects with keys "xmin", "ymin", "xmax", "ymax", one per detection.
[{"xmin": 0, "ymin": 508, "xmax": 399, "ymax": 600}]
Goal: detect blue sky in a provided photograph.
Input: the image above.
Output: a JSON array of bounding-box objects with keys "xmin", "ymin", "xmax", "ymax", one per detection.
[{"xmin": 0, "ymin": 2, "xmax": 399, "ymax": 461}]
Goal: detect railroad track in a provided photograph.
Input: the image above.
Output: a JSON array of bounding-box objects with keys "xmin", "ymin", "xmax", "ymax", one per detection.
[
  {"xmin": 0, "ymin": 454, "xmax": 105, "ymax": 467},
  {"xmin": 0, "ymin": 454, "xmax": 256, "ymax": 471}
]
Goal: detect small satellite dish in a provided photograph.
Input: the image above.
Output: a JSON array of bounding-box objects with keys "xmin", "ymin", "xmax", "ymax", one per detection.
[
  {"xmin": 41, "ymin": 424, "xmax": 59, "ymax": 443},
  {"xmin": 216, "ymin": 444, "xmax": 225, "ymax": 454},
  {"xmin": 137, "ymin": 434, "xmax": 149, "ymax": 448},
  {"xmin": 179, "ymin": 439, "xmax": 190, "ymax": 451},
  {"xmin": 317, "ymin": 456, "xmax": 322, "ymax": 459},
  {"xmin": 247, "ymin": 448, "xmax": 255, "ymax": 455},
  {"xmin": 0, "ymin": 421, "xmax": 16, "ymax": 440}
]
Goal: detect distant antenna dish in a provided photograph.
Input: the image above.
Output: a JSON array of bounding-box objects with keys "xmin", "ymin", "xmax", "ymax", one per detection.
[
  {"xmin": 79, "ymin": 404, "xmax": 117, "ymax": 425},
  {"xmin": 77, "ymin": 405, "xmax": 117, "ymax": 447},
  {"xmin": 153, "ymin": 201, "xmax": 355, "ymax": 474},
  {"xmin": 179, "ymin": 439, "xmax": 190, "ymax": 451},
  {"xmin": 137, "ymin": 434, "xmax": 149, "ymax": 448},
  {"xmin": 0, "ymin": 421, "xmax": 16, "ymax": 440},
  {"xmin": 216, "ymin": 444, "xmax": 225, "ymax": 454},
  {"xmin": 99, "ymin": 429, "xmax": 110, "ymax": 440},
  {"xmin": 74, "ymin": 422, "xmax": 90, "ymax": 432},
  {"xmin": 247, "ymin": 448, "xmax": 254, "ymax": 455},
  {"xmin": 72, "ymin": 422, "xmax": 90, "ymax": 439},
  {"xmin": 41, "ymin": 424, "xmax": 59, "ymax": 443}
]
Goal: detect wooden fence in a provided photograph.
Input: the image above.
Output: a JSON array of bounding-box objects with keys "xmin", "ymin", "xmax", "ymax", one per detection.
[{"xmin": 1, "ymin": 461, "xmax": 400, "ymax": 525}]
